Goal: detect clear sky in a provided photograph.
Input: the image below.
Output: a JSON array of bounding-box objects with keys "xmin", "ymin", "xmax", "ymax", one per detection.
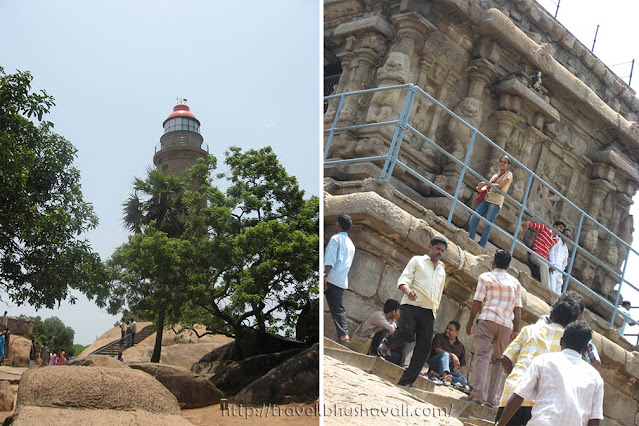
[{"xmin": 0, "ymin": 0, "xmax": 320, "ymax": 345}]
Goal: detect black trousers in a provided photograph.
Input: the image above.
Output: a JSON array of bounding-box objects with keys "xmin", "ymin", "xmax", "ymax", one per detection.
[
  {"xmin": 495, "ymin": 406, "xmax": 532, "ymax": 425},
  {"xmin": 324, "ymin": 282, "xmax": 348, "ymax": 337},
  {"xmin": 386, "ymin": 304, "xmax": 434, "ymax": 386}
]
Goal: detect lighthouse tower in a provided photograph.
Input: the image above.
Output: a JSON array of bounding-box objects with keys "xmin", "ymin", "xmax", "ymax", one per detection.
[{"xmin": 153, "ymin": 103, "xmax": 208, "ymax": 174}]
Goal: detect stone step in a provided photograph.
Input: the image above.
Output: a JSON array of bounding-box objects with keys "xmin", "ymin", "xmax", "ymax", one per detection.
[{"xmin": 324, "ymin": 341, "xmax": 497, "ymax": 422}]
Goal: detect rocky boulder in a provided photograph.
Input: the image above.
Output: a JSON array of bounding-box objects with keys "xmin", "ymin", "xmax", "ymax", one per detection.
[
  {"xmin": 296, "ymin": 299, "xmax": 319, "ymax": 345},
  {"xmin": 67, "ymin": 354, "xmax": 128, "ymax": 368},
  {"xmin": 191, "ymin": 329, "xmax": 306, "ymax": 376},
  {"xmin": 208, "ymin": 348, "xmax": 303, "ymax": 397},
  {"xmin": 0, "ymin": 380, "xmax": 14, "ymax": 411},
  {"xmin": 9, "ymin": 366, "xmax": 191, "ymax": 425},
  {"xmin": 234, "ymin": 343, "xmax": 318, "ymax": 404},
  {"xmin": 129, "ymin": 363, "xmax": 224, "ymax": 408}
]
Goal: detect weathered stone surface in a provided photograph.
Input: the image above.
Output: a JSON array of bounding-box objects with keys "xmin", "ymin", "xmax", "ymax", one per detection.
[
  {"xmin": 208, "ymin": 348, "xmax": 303, "ymax": 397},
  {"xmin": 296, "ymin": 298, "xmax": 319, "ymax": 345},
  {"xmin": 191, "ymin": 330, "xmax": 306, "ymax": 376},
  {"xmin": 0, "ymin": 380, "xmax": 14, "ymax": 411},
  {"xmin": 67, "ymin": 354, "xmax": 128, "ymax": 368},
  {"xmin": 130, "ymin": 363, "xmax": 223, "ymax": 409},
  {"xmin": 15, "ymin": 366, "xmax": 181, "ymax": 413},
  {"xmin": 348, "ymin": 250, "xmax": 385, "ymax": 298},
  {"xmin": 11, "ymin": 406, "xmax": 192, "ymax": 426},
  {"xmin": 602, "ymin": 384, "xmax": 636, "ymax": 426},
  {"xmin": 234, "ymin": 344, "xmax": 318, "ymax": 404}
]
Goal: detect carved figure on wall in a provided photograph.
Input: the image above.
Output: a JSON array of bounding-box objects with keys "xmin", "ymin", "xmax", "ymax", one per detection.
[
  {"xmin": 530, "ymin": 71, "xmax": 542, "ymax": 92},
  {"xmin": 445, "ymin": 97, "xmax": 482, "ymax": 160},
  {"xmin": 605, "ymin": 241, "xmax": 619, "ymax": 267},
  {"xmin": 367, "ymin": 51, "xmax": 411, "ymax": 124},
  {"xmin": 582, "ymin": 229, "xmax": 599, "ymax": 254}
]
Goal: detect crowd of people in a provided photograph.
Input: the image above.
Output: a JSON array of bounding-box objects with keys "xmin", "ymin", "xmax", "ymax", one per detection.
[{"xmin": 324, "ymin": 216, "xmax": 617, "ymax": 425}]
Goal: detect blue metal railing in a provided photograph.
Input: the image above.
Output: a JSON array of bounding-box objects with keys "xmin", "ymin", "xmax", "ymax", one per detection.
[{"xmin": 324, "ymin": 84, "xmax": 639, "ymax": 344}]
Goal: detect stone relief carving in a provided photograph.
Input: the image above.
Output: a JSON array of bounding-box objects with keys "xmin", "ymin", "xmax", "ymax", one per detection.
[
  {"xmin": 445, "ymin": 97, "xmax": 482, "ymax": 160},
  {"xmin": 366, "ymin": 51, "xmax": 411, "ymax": 124}
]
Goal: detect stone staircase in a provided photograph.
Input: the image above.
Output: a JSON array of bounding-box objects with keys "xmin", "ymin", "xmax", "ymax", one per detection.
[
  {"xmin": 324, "ymin": 338, "xmax": 498, "ymax": 425},
  {"xmin": 89, "ymin": 325, "xmax": 156, "ymax": 356}
]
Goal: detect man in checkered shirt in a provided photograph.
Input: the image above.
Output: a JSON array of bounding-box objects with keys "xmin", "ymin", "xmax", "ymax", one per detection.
[
  {"xmin": 523, "ymin": 220, "xmax": 565, "ymax": 290},
  {"xmin": 495, "ymin": 292, "xmax": 582, "ymax": 424},
  {"xmin": 466, "ymin": 249, "xmax": 522, "ymax": 407}
]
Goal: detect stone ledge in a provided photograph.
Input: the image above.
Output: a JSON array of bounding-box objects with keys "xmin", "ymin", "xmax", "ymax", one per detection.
[{"xmin": 324, "ymin": 190, "xmax": 639, "ymax": 404}]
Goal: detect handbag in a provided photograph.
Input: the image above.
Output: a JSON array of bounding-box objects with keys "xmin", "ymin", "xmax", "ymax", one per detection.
[{"xmin": 476, "ymin": 171, "xmax": 506, "ymax": 203}]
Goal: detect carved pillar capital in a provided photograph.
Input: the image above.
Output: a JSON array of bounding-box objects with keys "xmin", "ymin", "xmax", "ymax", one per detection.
[{"xmin": 391, "ymin": 12, "xmax": 436, "ymax": 55}]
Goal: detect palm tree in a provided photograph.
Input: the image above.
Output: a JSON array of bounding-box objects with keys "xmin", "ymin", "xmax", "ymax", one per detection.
[{"xmin": 121, "ymin": 167, "xmax": 186, "ymax": 362}]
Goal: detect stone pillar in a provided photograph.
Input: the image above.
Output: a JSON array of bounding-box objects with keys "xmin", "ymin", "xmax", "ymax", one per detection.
[
  {"xmin": 489, "ymin": 109, "xmax": 520, "ymax": 173},
  {"xmin": 325, "ymin": 17, "xmax": 394, "ymax": 126},
  {"xmin": 365, "ymin": 12, "xmax": 436, "ymax": 125}
]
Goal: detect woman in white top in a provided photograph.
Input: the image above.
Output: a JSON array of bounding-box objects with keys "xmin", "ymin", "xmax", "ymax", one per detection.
[{"xmin": 468, "ymin": 156, "xmax": 513, "ymax": 248}]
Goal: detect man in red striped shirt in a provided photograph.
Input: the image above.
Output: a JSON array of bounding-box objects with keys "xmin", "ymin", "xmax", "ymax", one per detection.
[{"xmin": 523, "ymin": 220, "xmax": 565, "ymax": 290}]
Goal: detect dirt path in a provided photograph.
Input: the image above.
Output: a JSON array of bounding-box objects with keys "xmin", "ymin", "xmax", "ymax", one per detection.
[{"xmin": 182, "ymin": 402, "xmax": 318, "ymax": 425}]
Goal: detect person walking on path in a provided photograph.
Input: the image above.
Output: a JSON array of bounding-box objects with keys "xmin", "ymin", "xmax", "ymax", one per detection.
[
  {"xmin": 377, "ymin": 236, "xmax": 448, "ymax": 388},
  {"xmin": 131, "ymin": 319, "xmax": 137, "ymax": 345},
  {"xmin": 119, "ymin": 320, "xmax": 126, "ymax": 345},
  {"xmin": 468, "ymin": 155, "xmax": 513, "ymax": 248},
  {"xmin": 523, "ymin": 220, "xmax": 565, "ymax": 289},
  {"xmin": 466, "ymin": 249, "xmax": 522, "ymax": 407},
  {"xmin": 497, "ymin": 321, "xmax": 604, "ymax": 426},
  {"xmin": 324, "ymin": 214, "xmax": 356, "ymax": 344}
]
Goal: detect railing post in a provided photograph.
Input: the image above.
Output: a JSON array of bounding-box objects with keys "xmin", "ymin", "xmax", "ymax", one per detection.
[
  {"xmin": 324, "ymin": 94, "xmax": 346, "ymax": 162},
  {"xmin": 610, "ymin": 248, "xmax": 632, "ymax": 328},
  {"xmin": 447, "ymin": 131, "xmax": 477, "ymax": 225},
  {"xmin": 563, "ymin": 212, "xmax": 584, "ymax": 293},
  {"xmin": 509, "ymin": 173, "xmax": 534, "ymax": 254},
  {"xmin": 382, "ymin": 85, "xmax": 416, "ymax": 181}
]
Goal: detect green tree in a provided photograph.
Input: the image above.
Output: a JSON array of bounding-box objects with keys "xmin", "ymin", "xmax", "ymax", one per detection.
[
  {"xmin": 108, "ymin": 168, "xmax": 193, "ymax": 362},
  {"xmin": 105, "ymin": 147, "xmax": 318, "ymax": 350},
  {"xmin": 18, "ymin": 315, "xmax": 74, "ymax": 353},
  {"xmin": 183, "ymin": 146, "xmax": 319, "ymax": 338},
  {"xmin": 0, "ymin": 67, "xmax": 104, "ymax": 308}
]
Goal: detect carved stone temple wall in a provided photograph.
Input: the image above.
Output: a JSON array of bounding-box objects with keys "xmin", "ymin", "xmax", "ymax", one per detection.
[{"xmin": 324, "ymin": 1, "xmax": 639, "ymax": 425}]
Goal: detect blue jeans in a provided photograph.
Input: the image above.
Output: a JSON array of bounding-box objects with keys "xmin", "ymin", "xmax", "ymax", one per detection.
[
  {"xmin": 426, "ymin": 352, "xmax": 451, "ymax": 375},
  {"xmin": 468, "ymin": 200, "xmax": 501, "ymax": 248},
  {"xmin": 426, "ymin": 352, "xmax": 468, "ymax": 386}
]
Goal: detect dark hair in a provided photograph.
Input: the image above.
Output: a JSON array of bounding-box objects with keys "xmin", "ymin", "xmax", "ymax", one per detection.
[
  {"xmin": 562, "ymin": 321, "xmax": 592, "ymax": 353},
  {"xmin": 622, "ymin": 301, "xmax": 631, "ymax": 308},
  {"xmin": 448, "ymin": 320, "xmax": 461, "ymax": 331},
  {"xmin": 553, "ymin": 221, "xmax": 566, "ymax": 228},
  {"xmin": 430, "ymin": 236, "xmax": 448, "ymax": 249},
  {"xmin": 559, "ymin": 291, "xmax": 585, "ymax": 314},
  {"xmin": 499, "ymin": 155, "xmax": 512, "ymax": 166},
  {"xmin": 494, "ymin": 249, "xmax": 512, "ymax": 269},
  {"xmin": 383, "ymin": 299, "xmax": 400, "ymax": 314},
  {"xmin": 337, "ymin": 214, "xmax": 352, "ymax": 231},
  {"xmin": 551, "ymin": 298, "xmax": 581, "ymax": 327}
]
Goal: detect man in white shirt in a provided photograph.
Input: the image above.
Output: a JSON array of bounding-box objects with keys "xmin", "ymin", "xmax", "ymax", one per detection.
[
  {"xmin": 618, "ymin": 301, "xmax": 637, "ymax": 337},
  {"xmin": 377, "ymin": 236, "xmax": 448, "ymax": 387},
  {"xmin": 324, "ymin": 214, "xmax": 356, "ymax": 344},
  {"xmin": 497, "ymin": 320, "xmax": 604, "ymax": 426},
  {"xmin": 548, "ymin": 229, "xmax": 571, "ymax": 294}
]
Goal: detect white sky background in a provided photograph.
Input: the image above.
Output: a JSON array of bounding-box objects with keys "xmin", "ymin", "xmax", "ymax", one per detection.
[
  {"xmin": 0, "ymin": 0, "xmax": 320, "ymax": 345},
  {"xmin": 534, "ymin": 0, "xmax": 639, "ymax": 342}
]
